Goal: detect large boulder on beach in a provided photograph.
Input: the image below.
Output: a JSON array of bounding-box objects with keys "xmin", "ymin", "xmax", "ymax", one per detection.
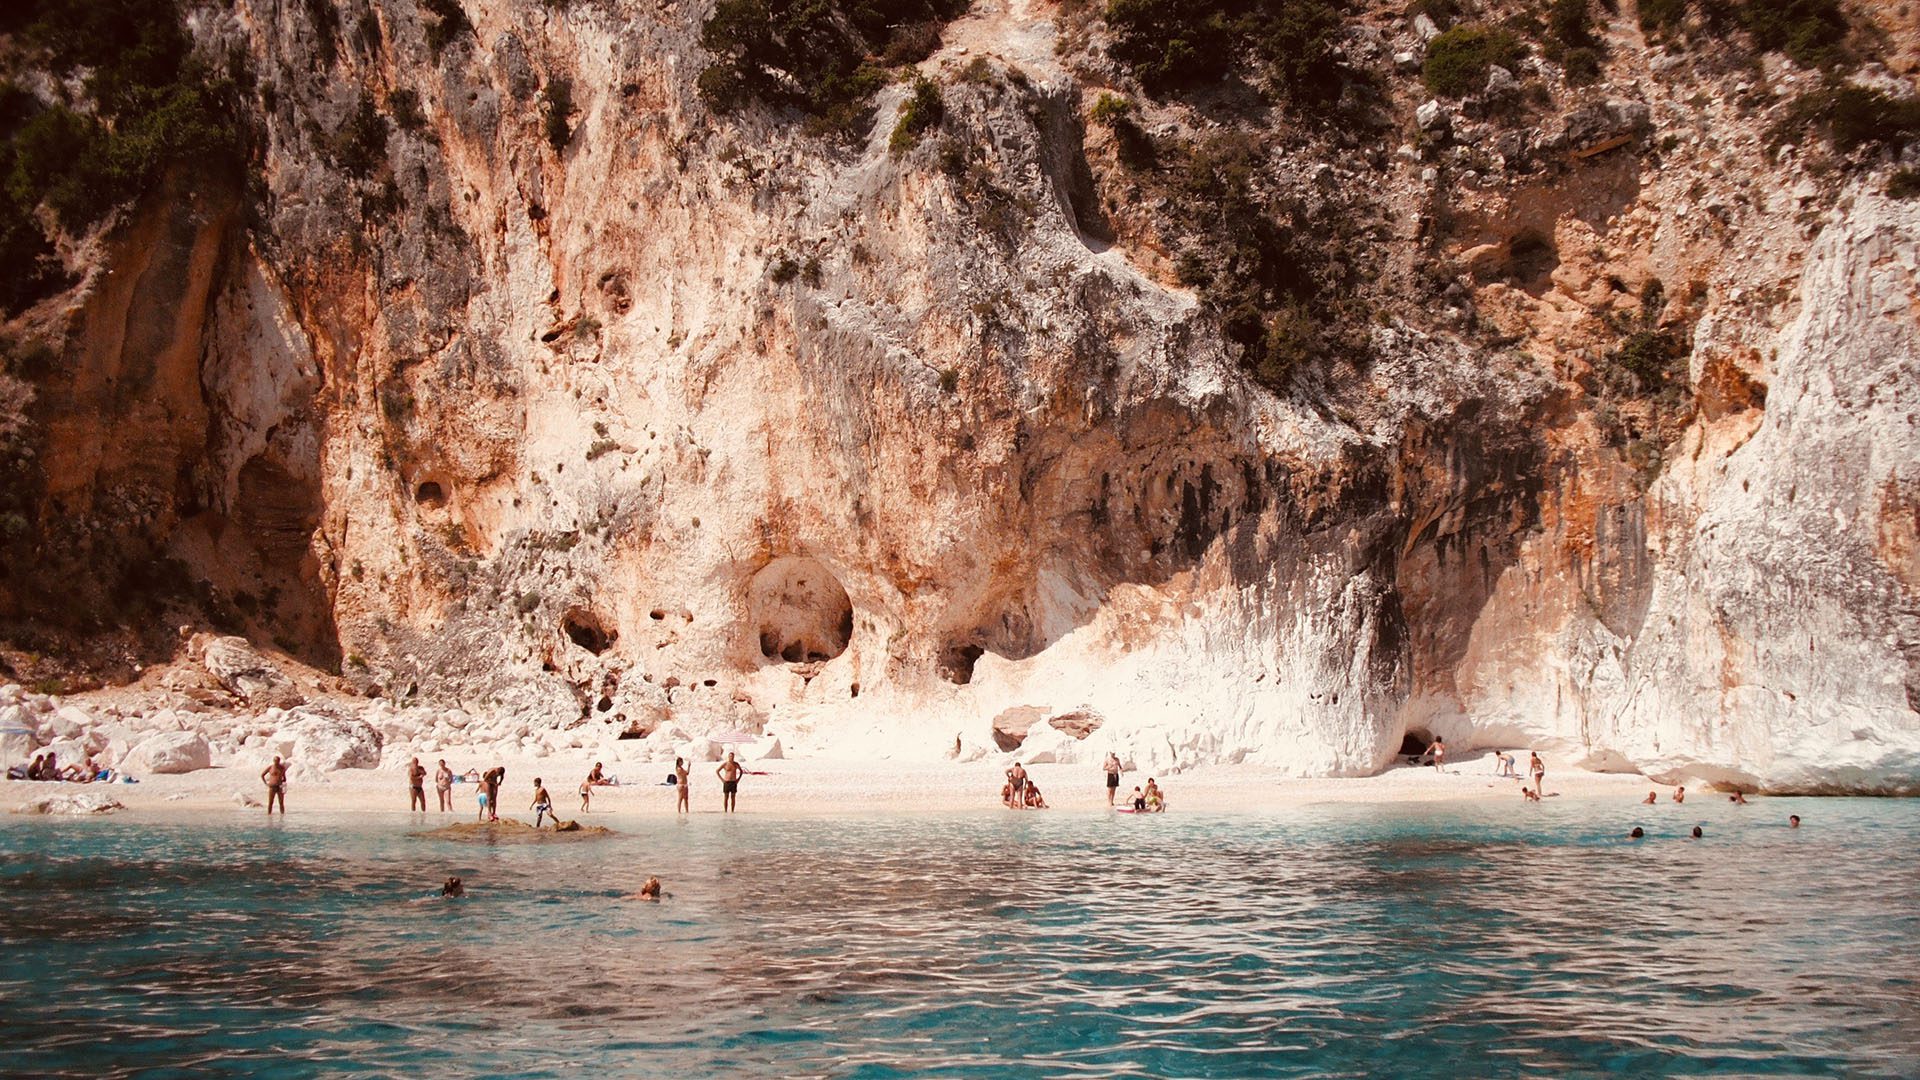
[
  {"xmin": 202, "ymin": 636, "xmax": 305, "ymax": 708},
  {"xmin": 1, "ymin": 724, "xmax": 35, "ymax": 767},
  {"xmin": 131, "ymin": 731, "xmax": 212, "ymax": 774},
  {"xmin": 282, "ymin": 712, "xmax": 383, "ymax": 772}
]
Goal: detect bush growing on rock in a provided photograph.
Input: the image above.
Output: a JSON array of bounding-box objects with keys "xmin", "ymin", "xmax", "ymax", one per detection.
[
  {"xmin": 1739, "ymin": 0, "xmax": 1849, "ymax": 70},
  {"xmin": 1102, "ymin": 0, "xmax": 1352, "ymax": 113},
  {"xmin": 889, "ymin": 77, "xmax": 943, "ymax": 155},
  {"xmin": 1422, "ymin": 26, "xmax": 1526, "ymax": 97},
  {"xmin": 543, "ymin": 78, "xmax": 573, "ymax": 152},
  {"xmin": 1776, "ymin": 84, "xmax": 1920, "ymax": 155},
  {"xmin": 698, "ymin": 0, "xmax": 968, "ymax": 136}
]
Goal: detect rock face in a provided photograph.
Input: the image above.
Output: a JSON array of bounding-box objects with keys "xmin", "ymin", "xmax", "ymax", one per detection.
[
  {"xmin": 13, "ymin": 793, "xmax": 125, "ymax": 815},
  {"xmin": 0, "ymin": 0, "xmax": 1915, "ymax": 792}
]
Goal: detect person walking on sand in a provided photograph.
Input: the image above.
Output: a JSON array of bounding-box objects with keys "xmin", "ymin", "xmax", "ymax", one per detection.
[
  {"xmin": 408, "ymin": 757, "xmax": 428, "ymax": 812},
  {"xmin": 1102, "ymin": 752, "xmax": 1122, "ymax": 806},
  {"xmin": 261, "ymin": 756, "xmax": 288, "ymax": 816},
  {"xmin": 436, "ymin": 759, "xmax": 454, "ymax": 812},
  {"xmin": 1007, "ymin": 761, "xmax": 1028, "ymax": 808},
  {"xmin": 675, "ymin": 757, "xmax": 690, "ymax": 814},
  {"xmin": 717, "ymin": 752, "xmax": 744, "ymax": 812},
  {"xmin": 1529, "ymin": 751, "xmax": 1545, "ymax": 796},
  {"xmin": 1428, "ymin": 736, "xmax": 1447, "ymax": 773},
  {"xmin": 531, "ymin": 778, "xmax": 555, "ymax": 829},
  {"xmin": 579, "ymin": 771, "xmax": 593, "ymax": 813}
]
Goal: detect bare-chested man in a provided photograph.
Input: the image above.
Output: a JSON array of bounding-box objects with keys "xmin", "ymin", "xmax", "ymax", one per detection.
[
  {"xmin": 435, "ymin": 759, "xmax": 454, "ymax": 811},
  {"xmin": 675, "ymin": 757, "xmax": 690, "ymax": 814},
  {"xmin": 408, "ymin": 757, "xmax": 427, "ymax": 812},
  {"xmin": 716, "ymin": 752, "xmax": 743, "ymax": 813},
  {"xmin": 1103, "ymin": 752, "xmax": 1122, "ymax": 806},
  {"xmin": 483, "ymin": 766, "xmax": 505, "ymax": 822},
  {"xmin": 531, "ymin": 778, "xmax": 554, "ymax": 828},
  {"xmin": 261, "ymin": 756, "xmax": 288, "ymax": 815}
]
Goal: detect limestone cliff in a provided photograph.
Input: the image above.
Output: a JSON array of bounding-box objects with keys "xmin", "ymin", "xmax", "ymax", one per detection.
[{"xmin": 1, "ymin": 0, "xmax": 1916, "ymax": 791}]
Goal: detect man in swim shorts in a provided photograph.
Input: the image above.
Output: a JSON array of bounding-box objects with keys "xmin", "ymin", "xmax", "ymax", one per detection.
[
  {"xmin": 261, "ymin": 756, "xmax": 288, "ymax": 815},
  {"xmin": 531, "ymin": 778, "xmax": 555, "ymax": 828},
  {"xmin": 1103, "ymin": 753, "xmax": 1122, "ymax": 806},
  {"xmin": 408, "ymin": 756, "xmax": 427, "ymax": 812},
  {"xmin": 716, "ymin": 752, "xmax": 743, "ymax": 813},
  {"xmin": 435, "ymin": 759, "xmax": 454, "ymax": 812}
]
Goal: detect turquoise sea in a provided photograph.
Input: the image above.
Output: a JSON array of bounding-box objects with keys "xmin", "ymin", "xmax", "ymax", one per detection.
[{"xmin": 2, "ymin": 797, "xmax": 1916, "ymax": 1077}]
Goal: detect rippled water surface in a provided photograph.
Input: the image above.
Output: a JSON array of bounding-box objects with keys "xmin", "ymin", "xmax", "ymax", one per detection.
[{"xmin": 3, "ymin": 798, "xmax": 1918, "ymax": 1077}]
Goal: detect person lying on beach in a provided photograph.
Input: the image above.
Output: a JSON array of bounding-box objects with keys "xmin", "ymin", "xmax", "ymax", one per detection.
[
  {"xmin": 1130, "ymin": 786, "xmax": 1146, "ymax": 811},
  {"xmin": 1023, "ymin": 781, "xmax": 1049, "ymax": 809},
  {"xmin": 459, "ymin": 768, "xmax": 482, "ymax": 783},
  {"xmin": 60, "ymin": 756, "xmax": 96, "ymax": 783},
  {"xmin": 1643, "ymin": 791, "xmax": 1657, "ymax": 804},
  {"xmin": 532, "ymin": 779, "xmax": 555, "ymax": 828},
  {"xmin": 587, "ymin": 762, "xmax": 612, "ymax": 786}
]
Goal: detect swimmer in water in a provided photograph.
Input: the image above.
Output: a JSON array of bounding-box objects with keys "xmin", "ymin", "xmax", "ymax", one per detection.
[
  {"xmin": 1691, "ymin": 825, "xmax": 1703, "ymax": 838},
  {"xmin": 1730, "ymin": 791, "xmax": 1748, "ymax": 804},
  {"xmin": 441, "ymin": 876, "xmax": 465, "ymax": 897},
  {"xmin": 1629, "ymin": 827, "xmax": 1645, "ymax": 839},
  {"xmin": 1643, "ymin": 791, "xmax": 1658, "ymax": 804},
  {"xmin": 1673, "ymin": 786, "xmax": 1686, "ymax": 804},
  {"xmin": 633, "ymin": 876, "xmax": 662, "ymax": 901},
  {"xmin": 1790, "ymin": 815, "xmax": 1801, "ymax": 828}
]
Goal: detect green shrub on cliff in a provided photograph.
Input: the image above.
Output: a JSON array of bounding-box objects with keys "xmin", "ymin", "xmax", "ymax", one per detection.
[
  {"xmin": 1775, "ymin": 84, "xmax": 1920, "ymax": 154},
  {"xmin": 888, "ymin": 77, "xmax": 943, "ymax": 155},
  {"xmin": 1423, "ymin": 25, "xmax": 1527, "ymax": 97},
  {"xmin": 698, "ymin": 0, "xmax": 967, "ymax": 136},
  {"xmin": 1740, "ymin": 0, "xmax": 1849, "ymax": 70},
  {"xmin": 1102, "ymin": 0, "xmax": 1351, "ymax": 113}
]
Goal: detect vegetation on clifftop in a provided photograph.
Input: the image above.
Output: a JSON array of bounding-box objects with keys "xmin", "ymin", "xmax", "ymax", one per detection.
[{"xmin": 698, "ymin": 0, "xmax": 969, "ymax": 135}]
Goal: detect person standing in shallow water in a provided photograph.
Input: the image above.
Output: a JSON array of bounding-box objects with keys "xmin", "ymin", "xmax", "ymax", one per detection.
[
  {"xmin": 483, "ymin": 766, "xmax": 505, "ymax": 822},
  {"xmin": 435, "ymin": 759, "xmax": 454, "ymax": 812},
  {"xmin": 531, "ymin": 778, "xmax": 554, "ymax": 828},
  {"xmin": 408, "ymin": 757, "xmax": 427, "ymax": 812},
  {"xmin": 1103, "ymin": 752, "xmax": 1122, "ymax": 806},
  {"xmin": 261, "ymin": 756, "xmax": 288, "ymax": 816},
  {"xmin": 1529, "ymin": 751, "xmax": 1545, "ymax": 796},
  {"xmin": 675, "ymin": 757, "xmax": 690, "ymax": 814},
  {"xmin": 716, "ymin": 752, "xmax": 743, "ymax": 813}
]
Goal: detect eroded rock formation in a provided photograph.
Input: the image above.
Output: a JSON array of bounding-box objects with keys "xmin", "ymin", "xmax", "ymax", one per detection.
[{"xmin": 0, "ymin": 0, "xmax": 1915, "ymax": 790}]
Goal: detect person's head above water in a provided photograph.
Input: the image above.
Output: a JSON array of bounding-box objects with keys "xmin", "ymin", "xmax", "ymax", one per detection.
[
  {"xmin": 639, "ymin": 876, "xmax": 661, "ymax": 899},
  {"xmin": 1629, "ymin": 827, "xmax": 1645, "ymax": 838},
  {"xmin": 442, "ymin": 876, "xmax": 464, "ymax": 897},
  {"xmin": 1691, "ymin": 825, "xmax": 1703, "ymax": 838},
  {"xmin": 1790, "ymin": 814, "xmax": 1801, "ymax": 827}
]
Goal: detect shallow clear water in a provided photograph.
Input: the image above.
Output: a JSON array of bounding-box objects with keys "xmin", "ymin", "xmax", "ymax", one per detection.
[{"xmin": 2, "ymin": 797, "xmax": 1917, "ymax": 1078}]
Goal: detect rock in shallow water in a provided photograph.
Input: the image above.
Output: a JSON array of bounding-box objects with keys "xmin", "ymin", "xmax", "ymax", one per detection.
[{"xmin": 13, "ymin": 792, "xmax": 125, "ymax": 815}]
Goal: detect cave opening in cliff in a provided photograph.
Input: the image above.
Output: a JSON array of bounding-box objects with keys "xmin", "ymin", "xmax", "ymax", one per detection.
[
  {"xmin": 1398, "ymin": 729, "xmax": 1433, "ymax": 761},
  {"xmin": 563, "ymin": 609, "xmax": 616, "ymax": 654},
  {"xmin": 415, "ymin": 480, "xmax": 446, "ymax": 508},
  {"xmin": 940, "ymin": 643, "xmax": 986, "ymax": 685},
  {"xmin": 747, "ymin": 556, "xmax": 853, "ymax": 664}
]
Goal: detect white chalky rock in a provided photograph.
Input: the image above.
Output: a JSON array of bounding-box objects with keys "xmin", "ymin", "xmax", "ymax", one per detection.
[{"xmin": 131, "ymin": 731, "xmax": 213, "ymax": 774}]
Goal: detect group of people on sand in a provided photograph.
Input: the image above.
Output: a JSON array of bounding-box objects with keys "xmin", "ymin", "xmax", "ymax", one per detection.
[
  {"xmin": 8, "ymin": 750, "xmax": 111, "ymax": 784},
  {"xmin": 374, "ymin": 751, "xmax": 753, "ymax": 822},
  {"xmin": 998, "ymin": 753, "xmax": 1169, "ymax": 812}
]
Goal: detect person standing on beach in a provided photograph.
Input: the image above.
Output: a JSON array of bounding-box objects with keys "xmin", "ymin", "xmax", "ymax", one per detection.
[
  {"xmin": 1529, "ymin": 752, "xmax": 1545, "ymax": 796},
  {"xmin": 435, "ymin": 759, "xmax": 454, "ymax": 812},
  {"xmin": 531, "ymin": 778, "xmax": 555, "ymax": 828},
  {"xmin": 261, "ymin": 756, "xmax": 288, "ymax": 816},
  {"xmin": 675, "ymin": 757, "xmax": 690, "ymax": 814},
  {"xmin": 1102, "ymin": 753, "xmax": 1122, "ymax": 806},
  {"xmin": 408, "ymin": 757, "xmax": 428, "ymax": 812},
  {"xmin": 716, "ymin": 752, "xmax": 743, "ymax": 812},
  {"xmin": 1428, "ymin": 736, "xmax": 1447, "ymax": 773},
  {"xmin": 483, "ymin": 766, "xmax": 505, "ymax": 822},
  {"xmin": 1007, "ymin": 762, "xmax": 1028, "ymax": 808}
]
